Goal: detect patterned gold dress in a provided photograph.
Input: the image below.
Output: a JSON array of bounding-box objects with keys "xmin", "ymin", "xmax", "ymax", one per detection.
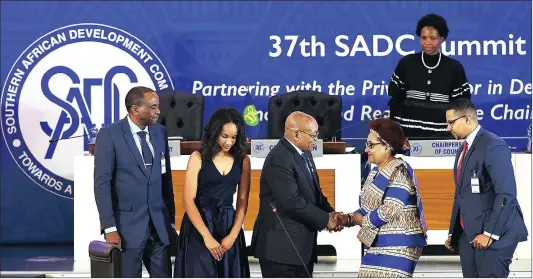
[{"xmin": 353, "ymin": 158, "xmax": 427, "ymax": 278}]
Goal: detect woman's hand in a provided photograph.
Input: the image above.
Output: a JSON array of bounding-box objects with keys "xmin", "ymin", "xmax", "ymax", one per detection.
[
  {"xmin": 220, "ymin": 234, "xmax": 237, "ymax": 253},
  {"xmin": 353, "ymin": 213, "xmax": 364, "ymax": 226},
  {"xmin": 203, "ymin": 235, "xmax": 224, "ymax": 261},
  {"xmin": 346, "ymin": 212, "xmax": 364, "ymax": 227}
]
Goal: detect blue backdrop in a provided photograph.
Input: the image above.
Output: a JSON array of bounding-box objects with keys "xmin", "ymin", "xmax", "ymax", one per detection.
[{"xmin": 1, "ymin": 1, "xmax": 531, "ymax": 243}]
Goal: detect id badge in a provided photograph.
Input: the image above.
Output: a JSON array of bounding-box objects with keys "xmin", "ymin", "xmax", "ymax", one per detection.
[
  {"xmin": 161, "ymin": 153, "xmax": 167, "ymax": 174},
  {"xmin": 471, "ymin": 171, "xmax": 480, "ymax": 194}
]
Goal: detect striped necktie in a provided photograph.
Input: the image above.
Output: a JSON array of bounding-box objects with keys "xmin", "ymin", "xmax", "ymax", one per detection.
[{"xmin": 137, "ymin": 131, "xmax": 153, "ymax": 172}]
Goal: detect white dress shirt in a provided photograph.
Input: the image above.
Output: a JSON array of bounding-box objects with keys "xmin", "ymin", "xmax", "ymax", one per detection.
[{"xmin": 127, "ymin": 115, "xmax": 154, "ymax": 160}]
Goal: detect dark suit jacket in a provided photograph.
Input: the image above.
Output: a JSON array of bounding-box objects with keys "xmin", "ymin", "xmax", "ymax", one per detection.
[
  {"xmin": 94, "ymin": 117, "xmax": 175, "ymax": 248},
  {"xmin": 250, "ymin": 137, "xmax": 335, "ymax": 265},
  {"xmin": 449, "ymin": 126, "xmax": 528, "ymax": 249}
]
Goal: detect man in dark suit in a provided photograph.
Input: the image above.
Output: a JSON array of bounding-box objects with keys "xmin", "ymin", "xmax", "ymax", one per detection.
[
  {"xmin": 94, "ymin": 86, "xmax": 177, "ymax": 277},
  {"xmin": 250, "ymin": 111, "xmax": 344, "ymax": 278},
  {"xmin": 444, "ymin": 98, "xmax": 528, "ymax": 278}
]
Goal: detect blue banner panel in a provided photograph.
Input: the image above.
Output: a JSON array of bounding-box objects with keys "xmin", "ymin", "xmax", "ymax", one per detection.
[{"xmin": 1, "ymin": 1, "xmax": 530, "ymax": 243}]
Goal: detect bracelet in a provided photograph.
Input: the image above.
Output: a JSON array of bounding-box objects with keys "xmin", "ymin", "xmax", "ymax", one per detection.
[{"xmin": 346, "ymin": 214, "xmax": 352, "ymax": 227}]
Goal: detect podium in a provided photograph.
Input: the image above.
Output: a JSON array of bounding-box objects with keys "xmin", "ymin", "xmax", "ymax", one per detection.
[
  {"xmin": 74, "ymin": 141, "xmax": 531, "ymax": 272},
  {"xmin": 178, "ymin": 140, "xmax": 347, "ymax": 155}
]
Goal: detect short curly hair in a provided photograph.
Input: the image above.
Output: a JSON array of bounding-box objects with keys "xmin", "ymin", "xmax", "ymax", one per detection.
[
  {"xmin": 416, "ymin": 14, "xmax": 449, "ymax": 39},
  {"xmin": 368, "ymin": 118, "xmax": 405, "ymax": 155},
  {"xmin": 199, "ymin": 108, "xmax": 247, "ymax": 162}
]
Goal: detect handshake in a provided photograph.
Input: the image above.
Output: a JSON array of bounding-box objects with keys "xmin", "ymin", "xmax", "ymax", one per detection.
[{"xmin": 325, "ymin": 212, "xmax": 363, "ymax": 232}]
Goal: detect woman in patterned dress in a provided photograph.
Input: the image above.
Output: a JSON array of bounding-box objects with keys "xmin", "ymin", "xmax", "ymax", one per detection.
[{"xmin": 344, "ymin": 118, "xmax": 428, "ymax": 277}]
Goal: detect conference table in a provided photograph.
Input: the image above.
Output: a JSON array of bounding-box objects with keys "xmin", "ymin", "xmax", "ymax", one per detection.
[{"xmin": 72, "ymin": 141, "xmax": 531, "ymax": 272}]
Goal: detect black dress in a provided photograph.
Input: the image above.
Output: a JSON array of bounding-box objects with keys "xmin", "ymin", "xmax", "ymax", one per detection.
[
  {"xmin": 174, "ymin": 157, "xmax": 250, "ymax": 278},
  {"xmin": 388, "ymin": 51, "xmax": 472, "ymax": 138}
]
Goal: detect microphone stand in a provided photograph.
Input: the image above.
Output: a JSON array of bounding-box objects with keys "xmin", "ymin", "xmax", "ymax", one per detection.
[
  {"xmin": 330, "ymin": 115, "xmax": 388, "ymax": 142},
  {"xmin": 269, "ymin": 202, "xmax": 312, "ymax": 277},
  {"xmin": 49, "ymin": 134, "xmax": 88, "ymax": 143},
  {"xmin": 331, "ymin": 123, "xmax": 360, "ymax": 143}
]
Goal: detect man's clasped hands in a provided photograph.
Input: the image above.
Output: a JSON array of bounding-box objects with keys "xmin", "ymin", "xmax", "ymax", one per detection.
[{"xmin": 326, "ymin": 211, "xmax": 364, "ymax": 232}]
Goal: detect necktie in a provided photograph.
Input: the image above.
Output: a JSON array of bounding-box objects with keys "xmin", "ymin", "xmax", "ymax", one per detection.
[
  {"xmin": 137, "ymin": 131, "xmax": 153, "ymax": 172},
  {"xmin": 456, "ymin": 141, "xmax": 468, "ymax": 182},
  {"xmin": 302, "ymin": 153, "xmax": 314, "ymax": 174},
  {"xmin": 457, "ymin": 140, "xmax": 468, "ymax": 229},
  {"xmin": 303, "ymin": 153, "xmax": 321, "ymax": 203}
]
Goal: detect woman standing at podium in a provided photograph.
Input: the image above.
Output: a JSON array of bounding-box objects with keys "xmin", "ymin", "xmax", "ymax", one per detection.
[
  {"xmin": 174, "ymin": 108, "xmax": 251, "ymax": 278},
  {"xmin": 388, "ymin": 13, "xmax": 472, "ymax": 139}
]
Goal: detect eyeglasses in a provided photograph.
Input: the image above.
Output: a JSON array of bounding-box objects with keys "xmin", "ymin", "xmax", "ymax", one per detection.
[
  {"xmin": 365, "ymin": 141, "xmax": 383, "ymax": 149},
  {"xmin": 298, "ymin": 130, "xmax": 319, "ymax": 140},
  {"xmin": 447, "ymin": 115, "xmax": 467, "ymax": 126}
]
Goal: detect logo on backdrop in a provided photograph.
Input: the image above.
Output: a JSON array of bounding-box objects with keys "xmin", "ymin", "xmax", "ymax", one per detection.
[
  {"xmin": 0, "ymin": 23, "xmax": 174, "ymax": 199},
  {"xmin": 411, "ymin": 143, "xmax": 422, "ymax": 155},
  {"xmin": 243, "ymin": 104, "xmax": 259, "ymax": 127},
  {"xmin": 253, "ymin": 142, "xmax": 264, "ymax": 152}
]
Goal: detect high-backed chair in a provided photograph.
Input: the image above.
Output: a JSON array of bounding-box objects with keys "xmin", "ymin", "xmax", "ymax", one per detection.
[
  {"xmin": 158, "ymin": 90, "xmax": 204, "ymax": 141},
  {"xmin": 268, "ymin": 90, "xmax": 342, "ymax": 140}
]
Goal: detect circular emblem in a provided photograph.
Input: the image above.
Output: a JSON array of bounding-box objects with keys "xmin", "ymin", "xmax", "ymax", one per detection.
[
  {"xmin": 253, "ymin": 142, "xmax": 264, "ymax": 152},
  {"xmin": 243, "ymin": 104, "xmax": 259, "ymax": 127},
  {"xmin": 411, "ymin": 143, "xmax": 422, "ymax": 155},
  {"xmin": 1, "ymin": 23, "xmax": 174, "ymax": 199}
]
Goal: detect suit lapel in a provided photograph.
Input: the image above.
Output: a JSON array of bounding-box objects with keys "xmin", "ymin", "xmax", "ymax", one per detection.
[
  {"xmin": 459, "ymin": 127, "xmax": 485, "ymax": 189},
  {"xmin": 122, "ymin": 118, "xmax": 149, "ymax": 178},
  {"xmin": 306, "ymin": 154, "xmax": 323, "ymax": 203},
  {"xmin": 453, "ymin": 145, "xmax": 461, "ymax": 186},
  {"xmin": 148, "ymin": 125, "xmax": 161, "ymax": 182},
  {"xmin": 280, "ymin": 138, "xmax": 317, "ymax": 196},
  {"xmin": 294, "ymin": 153, "xmax": 317, "ymax": 195},
  {"xmin": 304, "ymin": 152, "xmax": 321, "ymax": 189}
]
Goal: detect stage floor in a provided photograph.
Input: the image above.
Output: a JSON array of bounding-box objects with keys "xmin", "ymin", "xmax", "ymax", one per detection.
[{"xmin": 1, "ymin": 245, "xmax": 531, "ymax": 278}]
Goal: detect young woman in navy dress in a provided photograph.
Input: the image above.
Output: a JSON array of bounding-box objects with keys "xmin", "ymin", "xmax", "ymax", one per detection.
[{"xmin": 174, "ymin": 108, "xmax": 251, "ymax": 278}]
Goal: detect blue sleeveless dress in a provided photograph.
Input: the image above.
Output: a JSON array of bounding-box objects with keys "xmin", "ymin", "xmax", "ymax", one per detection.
[{"xmin": 173, "ymin": 157, "xmax": 250, "ymax": 278}]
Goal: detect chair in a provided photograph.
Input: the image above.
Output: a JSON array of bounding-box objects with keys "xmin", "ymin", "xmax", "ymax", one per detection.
[
  {"xmin": 268, "ymin": 90, "xmax": 342, "ymax": 140},
  {"xmin": 89, "ymin": 240, "xmax": 121, "ymax": 278},
  {"xmin": 158, "ymin": 89, "xmax": 204, "ymax": 141}
]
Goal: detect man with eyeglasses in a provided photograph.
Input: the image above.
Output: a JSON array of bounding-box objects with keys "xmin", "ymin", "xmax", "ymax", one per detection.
[
  {"xmin": 251, "ymin": 111, "xmax": 345, "ymax": 278},
  {"xmin": 444, "ymin": 98, "xmax": 527, "ymax": 278}
]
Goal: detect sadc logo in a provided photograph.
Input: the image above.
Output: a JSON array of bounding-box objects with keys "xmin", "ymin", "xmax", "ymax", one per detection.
[
  {"xmin": 0, "ymin": 23, "xmax": 174, "ymax": 199},
  {"xmin": 411, "ymin": 143, "xmax": 422, "ymax": 155}
]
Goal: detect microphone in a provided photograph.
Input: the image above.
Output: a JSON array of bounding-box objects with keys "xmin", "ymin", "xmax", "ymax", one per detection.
[
  {"xmin": 475, "ymin": 197, "xmax": 507, "ymax": 277},
  {"xmin": 269, "ymin": 202, "xmax": 312, "ymax": 278},
  {"xmin": 331, "ymin": 122, "xmax": 360, "ymax": 142},
  {"xmin": 331, "ymin": 115, "xmax": 386, "ymax": 142},
  {"xmin": 49, "ymin": 134, "xmax": 88, "ymax": 143}
]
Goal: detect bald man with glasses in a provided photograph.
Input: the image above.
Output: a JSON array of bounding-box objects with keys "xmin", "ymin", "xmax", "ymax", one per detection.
[{"xmin": 250, "ymin": 111, "xmax": 344, "ymax": 278}]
